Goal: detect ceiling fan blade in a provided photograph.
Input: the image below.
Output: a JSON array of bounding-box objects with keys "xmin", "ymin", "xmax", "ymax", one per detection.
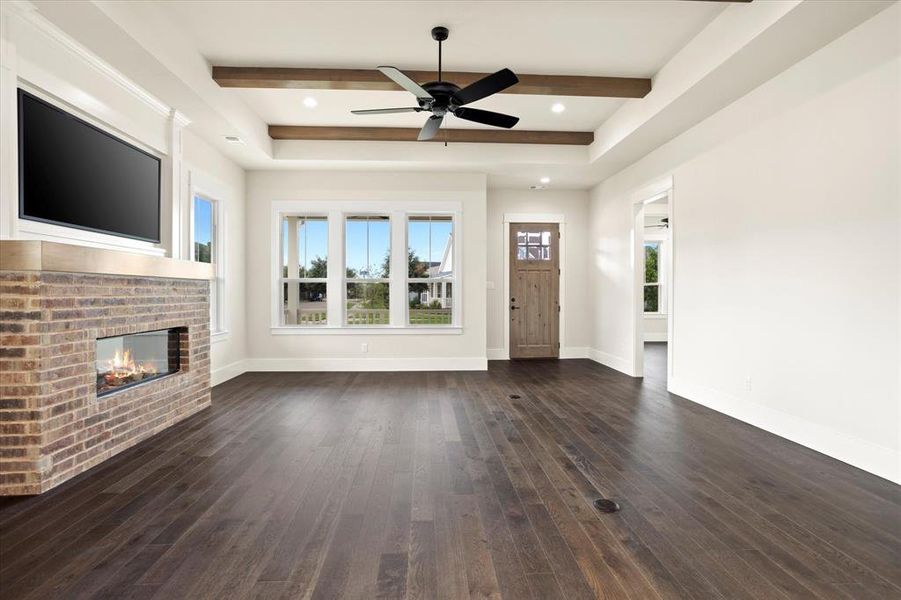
[
  {"xmin": 351, "ymin": 107, "xmax": 423, "ymax": 115},
  {"xmin": 377, "ymin": 66, "xmax": 434, "ymax": 100},
  {"xmin": 453, "ymin": 107, "xmax": 519, "ymax": 129},
  {"xmin": 418, "ymin": 115, "xmax": 444, "ymax": 141},
  {"xmin": 453, "ymin": 68, "xmax": 519, "ymax": 105}
]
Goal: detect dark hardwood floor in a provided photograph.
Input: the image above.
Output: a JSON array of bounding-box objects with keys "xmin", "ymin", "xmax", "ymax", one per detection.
[{"xmin": 1, "ymin": 346, "xmax": 899, "ymax": 599}]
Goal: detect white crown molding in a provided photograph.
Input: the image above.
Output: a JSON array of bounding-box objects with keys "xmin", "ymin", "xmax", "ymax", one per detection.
[
  {"xmin": 170, "ymin": 109, "xmax": 191, "ymax": 128},
  {"xmin": 7, "ymin": 1, "xmax": 174, "ymax": 119}
]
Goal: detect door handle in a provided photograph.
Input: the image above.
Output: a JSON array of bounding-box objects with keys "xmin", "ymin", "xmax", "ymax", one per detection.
[{"xmin": 510, "ymin": 306, "xmax": 519, "ymax": 310}]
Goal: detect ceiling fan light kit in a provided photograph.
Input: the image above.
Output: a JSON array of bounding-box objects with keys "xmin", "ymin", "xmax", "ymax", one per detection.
[{"xmin": 351, "ymin": 26, "xmax": 521, "ymax": 141}]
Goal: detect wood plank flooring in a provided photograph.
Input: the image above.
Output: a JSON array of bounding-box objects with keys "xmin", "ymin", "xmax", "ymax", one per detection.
[{"xmin": 1, "ymin": 344, "xmax": 899, "ymax": 599}]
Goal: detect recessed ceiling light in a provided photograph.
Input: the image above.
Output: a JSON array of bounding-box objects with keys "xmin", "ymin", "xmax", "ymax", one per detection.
[
  {"xmin": 540, "ymin": 176, "xmax": 551, "ymax": 184},
  {"xmin": 551, "ymin": 103, "xmax": 565, "ymax": 113},
  {"xmin": 224, "ymin": 135, "xmax": 244, "ymax": 144},
  {"xmin": 303, "ymin": 97, "xmax": 318, "ymax": 108}
]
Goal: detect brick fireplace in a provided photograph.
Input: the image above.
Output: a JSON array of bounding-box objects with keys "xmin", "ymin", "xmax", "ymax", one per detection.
[{"xmin": 0, "ymin": 241, "xmax": 212, "ymax": 495}]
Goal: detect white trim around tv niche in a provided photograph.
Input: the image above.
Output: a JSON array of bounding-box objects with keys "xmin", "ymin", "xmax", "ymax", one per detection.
[{"xmin": 0, "ymin": 6, "xmax": 187, "ymax": 257}]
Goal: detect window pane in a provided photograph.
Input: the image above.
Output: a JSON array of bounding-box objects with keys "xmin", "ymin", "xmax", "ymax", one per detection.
[
  {"xmin": 346, "ymin": 282, "xmax": 390, "ymax": 325},
  {"xmin": 283, "ymin": 282, "xmax": 327, "ymax": 325},
  {"xmin": 408, "ymin": 216, "xmax": 453, "ymax": 278},
  {"xmin": 346, "ymin": 216, "xmax": 390, "ymax": 278},
  {"xmin": 644, "ymin": 243, "xmax": 659, "ymax": 283},
  {"xmin": 517, "ymin": 241, "xmax": 551, "ymax": 261},
  {"xmin": 409, "ymin": 282, "xmax": 453, "ymax": 325},
  {"xmin": 644, "ymin": 284, "xmax": 659, "ymax": 312},
  {"xmin": 282, "ymin": 216, "xmax": 328, "ymax": 278},
  {"xmin": 298, "ymin": 217, "xmax": 328, "ymax": 277},
  {"xmin": 193, "ymin": 196, "xmax": 213, "ymax": 264}
]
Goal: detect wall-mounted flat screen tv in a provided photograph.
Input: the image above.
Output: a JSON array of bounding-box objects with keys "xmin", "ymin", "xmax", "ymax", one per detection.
[{"xmin": 18, "ymin": 89, "xmax": 162, "ymax": 243}]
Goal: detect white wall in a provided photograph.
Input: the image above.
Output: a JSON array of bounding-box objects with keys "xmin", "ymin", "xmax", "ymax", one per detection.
[
  {"xmin": 589, "ymin": 6, "xmax": 900, "ymax": 482},
  {"xmin": 182, "ymin": 130, "xmax": 248, "ymax": 385},
  {"xmin": 0, "ymin": 4, "xmax": 248, "ymax": 385},
  {"xmin": 243, "ymin": 170, "xmax": 487, "ymax": 371},
  {"xmin": 486, "ymin": 189, "xmax": 591, "ymax": 358}
]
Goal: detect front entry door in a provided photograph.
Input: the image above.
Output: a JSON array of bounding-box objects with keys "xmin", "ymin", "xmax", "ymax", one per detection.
[{"xmin": 510, "ymin": 223, "xmax": 559, "ymax": 358}]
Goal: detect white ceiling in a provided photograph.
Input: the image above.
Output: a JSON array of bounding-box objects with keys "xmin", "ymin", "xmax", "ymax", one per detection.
[
  {"xmin": 164, "ymin": 1, "xmax": 726, "ymax": 76},
  {"xmin": 160, "ymin": 0, "xmax": 724, "ymax": 132},
  {"xmin": 35, "ymin": 0, "xmax": 889, "ymax": 190},
  {"xmin": 241, "ymin": 88, "xmax": 625, "ymax": 131}
]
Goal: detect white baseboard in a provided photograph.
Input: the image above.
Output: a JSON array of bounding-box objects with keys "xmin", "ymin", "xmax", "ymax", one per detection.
[
  {"xmin": 244, "ymin": 356, "xmax": 488, "ymax": 372},
  {"xmin": 588, "ymin": 348, "xmax": 636, "ymax": 376},
  {"xmin": 560, "ymin": 346, "xmax": 590, "ymax": 359},
  {"xmin": 211, "ymin": 359, "xmax": 249, "ymax": 387},
  {"xmin": 669, "ymin": 377, "xmax": 900, "ymax": 485},
  {"xmin": 643, "ymin": 333, "xmax": 667, "ymax": 342},
  {"xmin": 486, "ymin": 347, "xmax": 589, "ymax": 360}
]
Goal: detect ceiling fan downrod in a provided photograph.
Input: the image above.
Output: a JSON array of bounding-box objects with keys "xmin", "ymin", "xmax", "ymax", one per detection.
[{"xmin": 432, "ymin": 26, "xmax": 449, "ymax": 82}]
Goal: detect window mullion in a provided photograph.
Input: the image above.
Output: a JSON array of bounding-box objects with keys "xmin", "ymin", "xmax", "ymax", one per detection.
[
  {"xmin": 390, "ymin": 210, "xmax": 406, "ymax": 326},
  {"xmin": 327, "ymin": 210, "xmax": 343, "ymax": 327}
]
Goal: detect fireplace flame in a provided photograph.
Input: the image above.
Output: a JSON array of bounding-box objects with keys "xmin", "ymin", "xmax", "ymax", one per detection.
[{"xmin": 105, "ymin": 349, "xmax": 157, "ymax": 382}]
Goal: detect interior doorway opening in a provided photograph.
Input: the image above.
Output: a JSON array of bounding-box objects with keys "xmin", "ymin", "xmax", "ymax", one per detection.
[{"xmin": 631, "ymin": 182, "xmax": 673, "ymax": 382}]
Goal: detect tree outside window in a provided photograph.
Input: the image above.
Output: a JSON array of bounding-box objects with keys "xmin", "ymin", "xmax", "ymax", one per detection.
[{"xmin": 644, "ymin": 242, "xmax": 660, "ymax": 313}]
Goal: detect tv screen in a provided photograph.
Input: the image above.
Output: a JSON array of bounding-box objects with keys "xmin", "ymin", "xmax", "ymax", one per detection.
[{"xmin": 18, "ymin": 89, "xmax": 162, "ymax": 243}]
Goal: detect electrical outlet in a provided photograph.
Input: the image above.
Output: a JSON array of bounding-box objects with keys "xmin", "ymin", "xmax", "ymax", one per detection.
[
  {"xmin": 361, "ymin": 343, "xmax": 368, "ymax": 353},
  {"xmin": 745, "ymin": 376, "xmax": 752, "ymax": 392}
]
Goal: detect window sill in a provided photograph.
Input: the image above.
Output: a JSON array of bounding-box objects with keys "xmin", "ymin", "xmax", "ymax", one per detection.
[
  {"xmin": 211, "ymin": 330, "xmax": 230, "ymax": 343},
  {"xmin": 270, "ymin": 326, "xmax": 463, "ymax": 336},
  {"xmin": 643, "ymin": 313, "xmax": 668, "ymax": 319}
]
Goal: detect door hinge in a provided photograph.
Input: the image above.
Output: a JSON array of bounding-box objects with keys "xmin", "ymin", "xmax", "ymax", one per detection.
[{"xmin": 558, "ymin": 305, "xmax": 561, "ymax": 313}]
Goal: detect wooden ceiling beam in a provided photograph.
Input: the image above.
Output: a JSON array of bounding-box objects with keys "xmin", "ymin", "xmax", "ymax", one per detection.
[
  {"xmin": 269, "ymin": 125, "xmax": 593, "ymax": 145},
  {"xmin": 213, "ymin": 66, "xmax": 651, "ymax": 98}
]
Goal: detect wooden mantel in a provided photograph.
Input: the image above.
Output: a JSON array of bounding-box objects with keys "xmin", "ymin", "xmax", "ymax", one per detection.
[{"xmin": 0, "ymin": 240, "xmax": 214, "ymax": 280}]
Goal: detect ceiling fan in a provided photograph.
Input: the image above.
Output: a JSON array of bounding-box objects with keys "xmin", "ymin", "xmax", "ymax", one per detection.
[{"xmin": 351, "ymin": 26, "xmax": 520, "ymax": 141}]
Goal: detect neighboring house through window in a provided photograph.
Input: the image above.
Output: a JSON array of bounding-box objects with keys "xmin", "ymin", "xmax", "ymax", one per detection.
[{"xmin": 408, "ymin": 216, "xmax": 454, "ymax": 325}]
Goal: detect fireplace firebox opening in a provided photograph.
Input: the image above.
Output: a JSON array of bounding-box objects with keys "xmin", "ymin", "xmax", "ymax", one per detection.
[{"xmin": 96, "ymin": 328, "xmax": 183, "ymax": 396}]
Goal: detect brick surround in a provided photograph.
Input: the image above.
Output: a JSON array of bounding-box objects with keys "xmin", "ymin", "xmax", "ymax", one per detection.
[{"xmin": 0, "ymin": 271, "xmax": 210, "ymax": 495}]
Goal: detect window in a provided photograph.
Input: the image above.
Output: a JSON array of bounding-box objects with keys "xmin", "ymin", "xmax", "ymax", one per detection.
[
  {"xmin": 408, "ymin": 216, "xmax": 454, "ymax": 325},
  {"xmin": 192, "ymin": 195, "xmax": 225, "ymax": 333},
  {"xmin": 345, "ymin": 216, "xmax": 390, "ymax": 326},
  {"xmin": 516, "ymin": 230, "xmax": 553, "ymax": 261},
  {"xmin": 193, "ymin": 197, "xmax": 214, "ymax": 264},
  {"xmin": 280, "ymin": 216, "xmax": 328, "ymax": 325},
  {"xmin": 272, "ymin": 202, "xmax": 461, "ymax": 332},
  {"xmin": 644, "ymin": 241, "xmax": 660, "ymax": 313}
]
